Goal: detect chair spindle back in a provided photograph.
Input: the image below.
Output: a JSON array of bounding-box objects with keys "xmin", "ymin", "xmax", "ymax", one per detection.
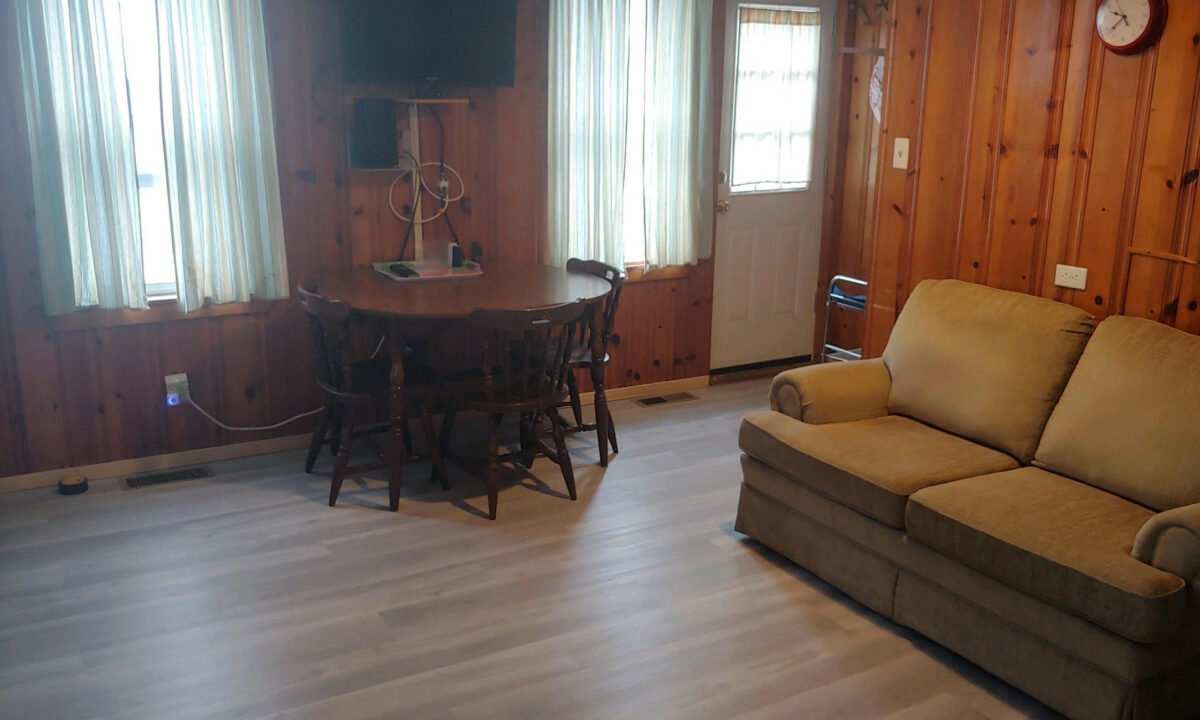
[
  {"xmin": 298, "ymin": 286, "xmax": 354, "ymax": 395},
  {"xmin": 566, "ymin": 258, "xmax": 625, "ymax": 356},
  {"xmin": 468, "ymin": 300, "xmax": 589, "ymax": 407}
]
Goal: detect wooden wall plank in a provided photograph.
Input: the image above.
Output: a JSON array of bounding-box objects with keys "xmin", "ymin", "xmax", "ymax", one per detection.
[
  {"xmin": 1122, "ymin": 4, "xmax": 1200, "ymax": 324},
  {"xmin": 1041, "ymin": 0, "xmax": 1101, "ymax": 301},
  {"xmin": 909, "ymin": 0, "xmax": 983, "ymax": 284},
  {"xmin": 817, "ymin": 1, "xmax": 871, "ymax": 354},
  {"xmin": 982, "ymin": 0, "xmax": 1062, "ymax": 294},
  {"xmin": 954, "ymin": 0, "xmax": 1012, "ymax": 285},
  {"xmin": 863, "ymin": 0, "xmax": 933, "ymax": 357}
]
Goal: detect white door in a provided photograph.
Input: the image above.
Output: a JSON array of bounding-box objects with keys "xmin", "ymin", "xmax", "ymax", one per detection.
[{"xmin": 711, "ymin": 1, "xmax": 836, "ymax": 369}]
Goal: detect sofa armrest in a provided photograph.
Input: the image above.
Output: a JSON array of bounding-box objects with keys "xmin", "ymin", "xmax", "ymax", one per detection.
[
  {"xmin": 1134, "ymin": 503, "xmax": 1200, "ymax": 585},
  {"xmin": 769, "ymin": 358, "xmax": 892, "ymax": 424}
]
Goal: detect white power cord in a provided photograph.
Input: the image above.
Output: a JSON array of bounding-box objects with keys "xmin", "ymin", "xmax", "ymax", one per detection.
[
  {"xmin": 185, "ymin": 397, "xmax": 323, "ymax": 432},
  {"xmin": 387, "ymin": 151, "xmax": 465, "ymax": 225},
  {"xmin": 179, "ymin": 335, "xmax": 389, "ymax": 432}
]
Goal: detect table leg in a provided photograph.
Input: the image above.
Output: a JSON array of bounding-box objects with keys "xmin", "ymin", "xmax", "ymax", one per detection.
[{"xmin": 388, "ymin": 330, "xmax": 408, "ymax": 511}]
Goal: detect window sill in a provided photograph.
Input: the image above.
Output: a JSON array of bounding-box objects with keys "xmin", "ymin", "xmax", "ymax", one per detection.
[
  {"xmin": 623, "ymin": 262, "xmax": 703, "ymax": 283},
  {"xmin": 47, "ymin": 298, "xmax": 280, "ymax": 332}
]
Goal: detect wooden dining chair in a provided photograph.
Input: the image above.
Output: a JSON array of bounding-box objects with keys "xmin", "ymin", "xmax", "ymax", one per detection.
[
  {"xmin": 298, "ymin": 287, "xmax": 448, "ymax": 507},
  {"xmin": 442, "ymin": 300, "xmax": 589, "ymax": 520},
  {"xmin": 561, "ymin": 258, "xmax": 625, "ymax": 467}
]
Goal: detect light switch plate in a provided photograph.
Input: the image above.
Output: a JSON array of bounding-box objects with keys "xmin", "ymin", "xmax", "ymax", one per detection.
[
  {"xmin": 892, "ymin": 138, "xmax": 910, "ymax": 170},
  {"xmin": 1054, "ymin": 264, "xmax": 1088, "ymax": 290}
]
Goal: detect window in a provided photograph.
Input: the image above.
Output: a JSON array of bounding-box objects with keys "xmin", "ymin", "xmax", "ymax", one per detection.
[
  {"xmin": 121, "ymin": 0, "xmax": 177, "ymax": 299},
  {"xmin": 729, "ymin": 5, "xmax": 821, "ymax": 194},
  {"xmin": 547, "ymin": 0, "xmax": 713, "ymax": 270},
  {"xmin": 16, "ymin": 0, "xmax": 289, "ymax": 315}
]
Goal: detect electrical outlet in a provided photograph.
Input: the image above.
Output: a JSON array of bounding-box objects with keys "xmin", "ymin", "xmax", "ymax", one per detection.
[
  {"xmin": 892, "ymin": 138, "xmax": 910, "ymax": 170},
  {"xmin": 164, "ymin": 373, "xmax": 190, "ymax": 407},
  {"xmin": 1054, "ymin": 264, "xmax": 1088, "ymax": 290}
]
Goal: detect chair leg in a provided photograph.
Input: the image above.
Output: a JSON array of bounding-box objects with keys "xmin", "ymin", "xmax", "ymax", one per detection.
[
  {"xmin": 434, "ymin": 407, "xmax": 458, "ymax": 488},
  {"xmin": 519, "ymin": 412, "xmax": 532, "ymax": 465},
  {"xmin": 606, "ymin": 406, "xmax": 619, "ymax": 455},
  {"xmin": 485, "ymin": 413, "xmax": 503, "ymax": 520},
  {"xmin": 591, "ymin": 364, "xmax": 610, "ymax": 467},
  {"xmin": 329, "ymin": 407, "xmax": 356, "ymax": 507},
  {"xmin": 521, "ymin": 411, "xmax": 541, "ymax": 468},
  {"xmin": 566, "ymin": 371, "xmax": 584, "ymax": 427},
  {"xmin": 548, "ymin": 407, "xmax": 577, "ymax": 501},
  {"xmin": 305, "ymin": 404, "xmax": 333, "ymax": 473},
  {"xmin": 329, "ymin": 406, "xmax": 344, "ymax": 457},
  {"xmin": 421, "ymin": 405, "xmax": 450, "ymax": 491}
]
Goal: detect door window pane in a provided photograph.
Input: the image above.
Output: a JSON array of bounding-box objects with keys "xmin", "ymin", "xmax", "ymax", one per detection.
[{"xmin": 729, "ymin": 5, "xmax": 821, "ymax": 194}]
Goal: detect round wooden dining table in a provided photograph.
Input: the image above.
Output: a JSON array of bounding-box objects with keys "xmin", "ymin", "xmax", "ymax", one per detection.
[{"xmin": 313, "ymin": 263, "xmax": 613, "ymax": 510}]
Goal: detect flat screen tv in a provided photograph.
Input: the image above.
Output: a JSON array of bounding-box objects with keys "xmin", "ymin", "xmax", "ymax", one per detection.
[{"xmin": 338, "ymin": 0, "xmax": 518, "ymax": 87}]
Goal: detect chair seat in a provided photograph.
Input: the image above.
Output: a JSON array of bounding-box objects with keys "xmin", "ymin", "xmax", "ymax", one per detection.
[
  {"xmin": 907, "ymin": 468, "xmax": 1189, "ymax": 644},
  {"xmin": 738, "ymin": 411, "xmax": 1019, "ymax": 529}
]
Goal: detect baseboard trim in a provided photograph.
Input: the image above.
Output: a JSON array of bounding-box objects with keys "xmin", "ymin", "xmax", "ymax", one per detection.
[
  {"xmin": 577, "ymin": 375, "xmax": 711, "ymax": 405},
  {"xmin": 0, "ymin": 434, "xmax": 311, "ymax": 494},
  {"xmin": 3, "ymin": 375, "xmax": 715, "ymax": 494}
]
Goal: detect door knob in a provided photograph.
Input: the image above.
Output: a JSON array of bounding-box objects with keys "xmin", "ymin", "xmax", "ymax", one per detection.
[{"xmin": 717, "ymin": 199, "xmax": 731, "ymax": 214}]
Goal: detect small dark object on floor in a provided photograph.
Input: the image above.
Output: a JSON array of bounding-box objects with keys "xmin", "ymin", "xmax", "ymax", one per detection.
[{"xmin": 58, "ymin": 476, "xmax": 88, "ymax": 495}]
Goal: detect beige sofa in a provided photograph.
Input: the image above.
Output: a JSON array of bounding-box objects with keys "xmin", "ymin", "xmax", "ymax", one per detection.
[{"xmin": 735, "ymin": 279, "xmax": 1200, "ymax": 719}]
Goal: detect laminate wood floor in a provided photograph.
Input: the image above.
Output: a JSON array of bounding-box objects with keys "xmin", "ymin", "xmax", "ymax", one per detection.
[{"xmin": 0, "ymin": 379, "xmax": 1057, "ymax": 720}]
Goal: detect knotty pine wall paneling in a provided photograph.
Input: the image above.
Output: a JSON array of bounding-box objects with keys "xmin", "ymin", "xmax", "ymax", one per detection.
[
  {"xmin": 817, "ymin": 1, "xmax": 885, "ymax": 354},
  {"xmin": 0, "ymin": 0, "xmax": 718, "ymax": 481},
  {"xmin": 0, "ymin": 0, "xmax": 347, "ymax": 479},
  {"xmin": 861, "ymin": 0, "xmax": 1200, "ymax": 356}
]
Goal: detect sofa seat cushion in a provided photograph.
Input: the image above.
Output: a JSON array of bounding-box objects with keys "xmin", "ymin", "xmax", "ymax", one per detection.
[
  {"xmin": 739, "ymin": 411, "xmax": 1019, "ymax": 529},
  {"xmin": 907, "ymin": 467, "xmax": 1188, "ymax": 643}
]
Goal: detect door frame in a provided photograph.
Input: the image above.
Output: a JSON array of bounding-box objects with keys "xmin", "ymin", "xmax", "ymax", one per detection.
[{"xmin": 710, "ymin": 0, "xmax": 840, "ymax": 369}]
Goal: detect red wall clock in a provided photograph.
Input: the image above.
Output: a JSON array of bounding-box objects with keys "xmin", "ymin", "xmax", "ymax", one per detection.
[{"xmin": 1096, "ymin": 0, "xmax": 1168, "ymax": 55}]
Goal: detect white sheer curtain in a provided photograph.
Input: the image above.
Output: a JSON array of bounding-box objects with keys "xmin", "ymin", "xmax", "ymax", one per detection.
[
  {"xmin": 158, "ymin": 0, "xmax": 289, "ymax": 312},
  {"xmin": 16, "ymin": 0, "xmax": 148, "ymax": 314},
  {"xmin": 15, "ymin": 0, "xmax": 288, "ymax": 314},
  {"xmin": 640, "ymin": 0, "xmax": 713, "ymax": 267},
  {"xmin": 548, "ymin": 0, "xmax": 713, "ymax": 269},
  {"xmin": 547, "ymin": 0, "xmax": 629, "ymax": 269},
  {"xmin": 730, "ymin": 8, "xmax": 820, "ymax": 193}
]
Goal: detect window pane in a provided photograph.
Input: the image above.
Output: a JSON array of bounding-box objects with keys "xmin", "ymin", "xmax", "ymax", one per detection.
[
  {"xmin": 729, "ymin": 5, "xmax": 821, "ymax": 194},
  {"xmin": 119, "ymin": 0, "xmax": 177, "ymax": 297},
  {"xmin": 622, "ymin": 0, "xmax": 648, "ymax": 265}
]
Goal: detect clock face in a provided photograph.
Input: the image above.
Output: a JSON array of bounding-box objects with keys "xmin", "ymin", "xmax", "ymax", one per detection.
[{"xmin": 1095, "ymin": 0, "xmax": 1162, "ymax": 54}]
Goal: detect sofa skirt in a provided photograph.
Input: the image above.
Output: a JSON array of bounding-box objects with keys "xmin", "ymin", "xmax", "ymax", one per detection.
[{"xmin": 735, "ymin": 455, "xmax": 1200, "ymax": 720}]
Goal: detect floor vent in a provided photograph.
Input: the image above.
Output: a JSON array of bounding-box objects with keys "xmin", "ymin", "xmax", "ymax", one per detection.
[
  {"xmin": 635, "ymin": 392, "xmax": 698, "ymax": 408},
  {"xmin": 124, "ymin": 466, "xmax": 214, "ymax": 490}
]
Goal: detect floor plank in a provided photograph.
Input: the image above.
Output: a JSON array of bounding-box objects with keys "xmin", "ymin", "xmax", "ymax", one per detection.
[{"xmin": 0, "ymin": 379, "xmax": 1056, "ymax": 719}]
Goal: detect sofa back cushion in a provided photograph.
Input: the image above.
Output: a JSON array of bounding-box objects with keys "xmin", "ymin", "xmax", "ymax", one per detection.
[
  {"xmin": 883, "ymin": 279, "xmax": 1096, "ymax": 463},
  {"xmin": 1034, "ymin": 316, "xmax": 1200, "ymax": 511}
]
